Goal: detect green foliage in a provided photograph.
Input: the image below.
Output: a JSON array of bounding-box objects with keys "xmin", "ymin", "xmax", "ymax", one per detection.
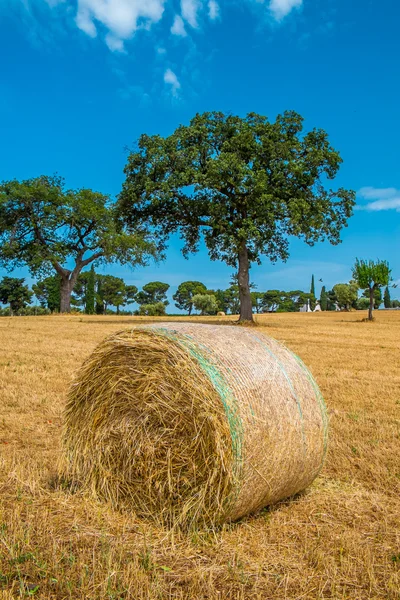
[
  {"xmin": 262, "ymin": 290, "xmax": 282, "ymax": 312},
  {"xmin": 0, "ymin": 306, "xmax": 50, "ymax": 316},
  {"xmin": 0, "ymin": 175, "xmax": 158, "ymax": 312},
  {"xmin": 352, "ymin": 259, "xmax": 391, "ymax": 291},
  {"xmin": 86, "ymin": 266, "xmax": 96, "ymax": 314},
  {"xmin": 138, "ymin": 302, "xmax": 166, "ymax": 316},
  {"xmin": 32, "ymin": 275, "xmax": 61, "ymax": 312},
  {"xmin": 261, "ymin": 289, "xmax": 311, "ymax": 312},
  {"xmin": 207, "ymin": 286, "xmax": 240, "ymax": 315},
  {"xmin": 384, "ymin": 286, "xmax": 391, "ymax": 309},
  {"xmin": 119, "ymin": 110, "xmax": 355, "ymax": 321},
  {"xmin": 320, "ymin": 286, "xmax": 328, "ymax": 311},
  {"xmin": 310, "ymin": 275, "xmax": 316, "ymax": 310},
  {"xmin": 357, "ymin": 297, "xmax": 370, "ymax": 310},
  {"xmin": 0, "ymin": 277, "xmax": 32, "ymax": 314},
  {"xmin": 251, "ymin": 292, "xmax": 264, "ymax": 314},
  {"xmin": 99, "ymin": 275, "xmax": 126, "ymax": 313},
  {"xmin": 326, "ymin": 289, "xmax": 338, "ymax": 311},
  {"xmin": 332, "ymin": 281, "xmax": 358, "ymax": 310},
  {"xmin": 192, "ymin": 293, "xmax": 219, "ymax": 315},
  {"xmin": 362, "ymin": 287, "xmax": 382, "ymax": 309},
  {"xmin": 276, "ymin": 290, "xmax": 312, "ymax": 312},
  {"xmin": 136, "ymin": 282, "xmax": 170, "ymax": 306},
  {"xmin": 73, "ymin": 271, "xmax": 91, "ymax": 307},
  {"xmin": 173, "ymin": 281, "xmax": 207, "ymax": 314}
]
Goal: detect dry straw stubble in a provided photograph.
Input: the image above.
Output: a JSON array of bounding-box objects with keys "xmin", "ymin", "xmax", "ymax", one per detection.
[{"xmin": 63, "ymin": 323, "xmax": 328, "ymax": 528}]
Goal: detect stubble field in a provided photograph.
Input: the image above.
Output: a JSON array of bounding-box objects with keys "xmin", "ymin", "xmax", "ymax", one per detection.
[{"xmin": 0, "ymin": 311, "xmax": 399, "ymax": 599}]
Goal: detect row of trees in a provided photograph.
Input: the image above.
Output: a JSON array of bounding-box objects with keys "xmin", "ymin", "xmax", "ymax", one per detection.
[
  {"xmin": 0, "ymin": 110, "xmax": 358, "ymax": 322},
  {"xmin": 0, "ymin": 112, "xmax": 397, "ymax": 322},
  {"xmin": 2, "ymin": 269, "xmax": 397, "ymax": 318}
]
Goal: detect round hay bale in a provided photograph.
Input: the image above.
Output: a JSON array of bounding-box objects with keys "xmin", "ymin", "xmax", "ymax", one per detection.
[
  {"xmin": 217, "ymin": 311, "xmax": 226, "ymax": 316},
  {"xmin": 63, "ymin": 323, "xmax": 328, "ymax": 527}
]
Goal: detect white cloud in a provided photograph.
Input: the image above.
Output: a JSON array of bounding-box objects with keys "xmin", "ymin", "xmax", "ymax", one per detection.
[
  {"xmin": 358, "ymin": 186, "xmax": 398, "ymax": 200},
  {"xmin": 171, "ymin": 14, "xmax": 187, "ymax": 36},
  {"xmin": 164, "ymin": 68, "xmax": 181, "ymax": 95},
  {"xmin": 181, "ymin": 0, "xmax": 202, "ymax": 28},
  {"xmin": 16, "ymin": 0, "xmax": 304, "ymax": 55},
  {"xmin": 269, "ymin": 0, "xmax": 302, "ymax": 21},
  {"xmin": 356, "ymin": 187, "xmax": 400, "ymax": 212},
  {"xmin": 75, "ymin": 0, "xmax": 166, "ymax": 50},
  {"xmin": 105, "ymin": 33, "xmax": 125, "ymax": 51},
  {"xmin": 208, "ymin": 0, "xmax": 219, "ymax": 20}
]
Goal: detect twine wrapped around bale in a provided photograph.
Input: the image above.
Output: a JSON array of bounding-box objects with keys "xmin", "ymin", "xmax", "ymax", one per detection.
[{"xmin": 63, "ymin": 323, "xmax": 328, "ymax": 527}]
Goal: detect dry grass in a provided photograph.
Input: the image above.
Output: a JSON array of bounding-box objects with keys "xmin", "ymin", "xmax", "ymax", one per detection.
[{"xmin": 0, "ymin": 311, "xmax": 399, "ymax": 599}]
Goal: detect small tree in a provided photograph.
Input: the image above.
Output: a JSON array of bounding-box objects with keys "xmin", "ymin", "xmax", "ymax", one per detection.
[
  {"xmin": 124, "ymin": 285, "xmax": 138, "ymax": 310},
  {"xmin": 222, "ymin": 286, "xmax": 240, "ymax": 315},
  {"xmin": 333, "ymin": 282, "xmax": 358, "ymax": 311},
  {"xmin": 352, "ymin": 259, "xmax": 391, "ymax": 321},
  {"xmin": 136, "ymin": 282, "xmax": 170, "ymax": 306},
  {"xmin": 310, "ymin": 275, "xmax": 316, "ymax": 311},
  {"xmin": 262, "ymin": 290, "xmax": 282, "ymax": 313},
  {"xmin": 357, "ymin": 297, "xmax": 370, "ymax": 310},
  {"xmin": 173, "ymin": 281, "xmax": 207, "ymax": 315},
  {"xmin": 99, "ymin": 275, "xmax": 126, "ymax": 313},
  {"xmin": 326, "ymin": 289, "xmax": 338, "ymax": 311},
  {"xmin": 192, "ymin": 294, "xmax": 218, "ymax": 315},
  {"xmin": 33, "ymin": 275, "xmax": 61, "ymax": 312},
  {"xmin": 384, "ymin": 286, "xmax": 391, "ymax": 309},
  {"xmin": 138, "ymin": 302, "xmax": 166, "ymax": 316},
  {"xmin": 0, "ymin": 277, "xmax": 32, "ymax": 315},
  {"xmin": 320, "ymin": 286, "xmax": 328, "ymax": 311},
  {"xmin": 251, "ymin": 292, "xmax": 264, "ymax": 314}
]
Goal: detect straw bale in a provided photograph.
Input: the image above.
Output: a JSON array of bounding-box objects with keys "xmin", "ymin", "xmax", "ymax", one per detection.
[{"xmin": 63, "ymin": 323, "xmax": 328, "ymax": 527}]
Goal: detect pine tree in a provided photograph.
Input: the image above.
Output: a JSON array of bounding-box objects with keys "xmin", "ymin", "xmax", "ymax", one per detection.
[
  {"xmin": 310, "ymin": 274, "xmax": 316, "ymax": 310},
  {"xmin": 384, "ymin": 286, "xmax": 391, "ymax": 309},
  {"xmin": 86, "ymin": 266, "xmax": 95, "ymax": 314},
  {"xmin": 320, "ymin": 286, "xmax": 327, "ymax": 311}
]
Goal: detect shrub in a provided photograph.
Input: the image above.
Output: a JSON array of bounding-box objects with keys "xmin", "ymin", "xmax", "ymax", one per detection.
[{"xmin": 138, "ymin": 302, "xmax": 166, "ymax": 317}]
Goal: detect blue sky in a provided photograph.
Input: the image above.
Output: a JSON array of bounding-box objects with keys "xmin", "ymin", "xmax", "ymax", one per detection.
[{"xmin": 1, "ymin": 0, "xmax": 399, "ymax": 306}]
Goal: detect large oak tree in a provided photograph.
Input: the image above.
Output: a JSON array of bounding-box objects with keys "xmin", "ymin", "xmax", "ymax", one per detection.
[
  {"xmin": 118, "ymin": 111, "xmax": 355, "ymax": 321},
  {"xmin": 0, "ymin": 175, "xmax": 158, "ymax": 312}
]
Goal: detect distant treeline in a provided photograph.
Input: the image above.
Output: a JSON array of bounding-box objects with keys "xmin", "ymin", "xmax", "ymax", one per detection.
[{"xmin": 0, "ymin": 272, "xmax": 398, "ymax": 317}]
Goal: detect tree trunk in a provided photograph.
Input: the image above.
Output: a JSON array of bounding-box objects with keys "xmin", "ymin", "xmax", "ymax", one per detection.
[
  {"xmin": 238, "ymin": 244, "xmax": 253, "ymax": 323},
  {"xmin": 60, "ymin": 278, "xmax": 73, "ymax": 313},
  {"xmin": 369, "ymin": 286, "xmax": 374, "ymax": 321}
]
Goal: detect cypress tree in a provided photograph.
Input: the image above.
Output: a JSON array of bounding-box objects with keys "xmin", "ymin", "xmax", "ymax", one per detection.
[
  {"xmin": 384, "ymin": 286, "xmax": 391, "ymax": 309},
  {"xmin": 86, "ymin": 266, "xmax": 95, "ymax": 314},
  {"xmin": 47, "ymin": 275, "xmax": 61, "ymax": 312},
  {"xmin": 310, "ymin": 274, "xmax": 316, "ymax": 310},
  {"xmin": 95, "ymin": 276, "xmax": 104, "ymax": 314},
  {"xmin": 320, "ymin": 285, "xmax": 327, "ymax": 311}
]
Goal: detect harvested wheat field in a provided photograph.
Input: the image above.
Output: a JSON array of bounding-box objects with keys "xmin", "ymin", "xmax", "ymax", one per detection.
[{"xmin": 0, "ymin": 312, "xmax": 399, "ymax": 599}]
